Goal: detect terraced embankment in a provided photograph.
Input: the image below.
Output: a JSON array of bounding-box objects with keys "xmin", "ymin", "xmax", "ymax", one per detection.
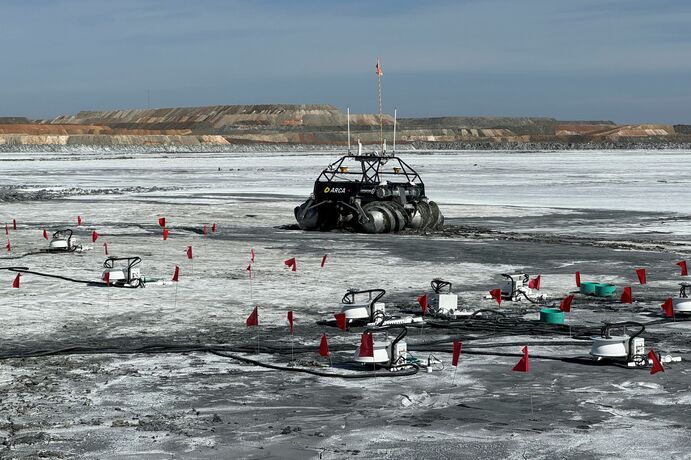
[{"xmin": 1, "ymin": 104, "xmax": 690, "ymax": 148}]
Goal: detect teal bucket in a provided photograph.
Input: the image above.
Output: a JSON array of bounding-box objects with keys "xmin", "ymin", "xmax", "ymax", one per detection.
[
  {"xmin": 595, "ymin": 283, "xmax": 617, "ymax": 297},
  {"xmin": 540, "ymin": 308, "xmax": 565, "ymax": 325},
  {"xmin": 580, "ymin": 281, "xmax": 598, "ymax": 295}
]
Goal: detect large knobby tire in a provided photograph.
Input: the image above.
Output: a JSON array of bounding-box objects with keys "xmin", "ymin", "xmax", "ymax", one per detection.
[
  {"xmin": 360, "ymin": 202, "xmax": 390, "ymax": 233},
  {"xmin": 294, "ymin": 198, "xmax": 320, "ymax": 230},
  {"xmin": 381, "ymin": 201, "xmax": 409, "ymax": 232},
  {"xmin": 414, "ymin": 200, "xmax": 432, "ymax": 231},
  {"xmin": 428, "ymin": 201, "xmax": 444, "ymax": 230}
]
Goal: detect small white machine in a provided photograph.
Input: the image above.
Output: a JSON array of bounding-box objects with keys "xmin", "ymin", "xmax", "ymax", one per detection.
[
  {"xmin": 340, "ymin": 289, "xmax": 386, "ymax": 322},
  {"xmin": 48, "ymin": 229, "xmax": 82, "ymax": 252},
  {"xmin": 353, "ymin": 328, "xmax": 409, "ymax": 370},
  {"xmin": 431, "ymin": 278, "xmax": 458, "ymax": 313},
  {"xmin": 101, "ymin": 256, "xmax": 144, "ymax": 288},
  {"xmin": 673, "ymin": 283, "xmax": 691, "ymax": 314},
  {"xmin": 590, "ymin": 322, "xmax": 646, "ymax": 366}
]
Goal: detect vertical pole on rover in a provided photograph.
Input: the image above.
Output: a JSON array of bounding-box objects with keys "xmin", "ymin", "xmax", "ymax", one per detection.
[
  {"xmin": 393, "ymin": 108, "xmax": 397, "ymax": 154},
  {"xmin": 347, "ymin": 107, "xmax": 351, "ymax": 154},
  {"xmin": 376, "ymin": 58, "xmax": 383, "ymax": 153}
]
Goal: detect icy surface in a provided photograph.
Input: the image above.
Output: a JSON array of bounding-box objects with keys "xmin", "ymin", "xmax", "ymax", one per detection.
[{"xmin": 0, "ymin": 149, "xmax": 690, "ymax": 458}]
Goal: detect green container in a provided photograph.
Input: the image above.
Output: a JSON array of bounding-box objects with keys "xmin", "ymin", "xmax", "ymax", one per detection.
[
  {"xmin": 595, "ymin": 283, "xmax": 617, "ymax": 297},
  {"xmin": 580, "ymin": 281, "xmax": 598, "ymax": 295},
  {"xmin": 540, "ymin": 308, "xmax": 565, "ymax": 325}
]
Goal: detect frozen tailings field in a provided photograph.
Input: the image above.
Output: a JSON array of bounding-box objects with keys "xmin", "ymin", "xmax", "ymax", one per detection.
[{"xmin": 1, "ymin": 149, "xmax": 691, "ymax": 459}]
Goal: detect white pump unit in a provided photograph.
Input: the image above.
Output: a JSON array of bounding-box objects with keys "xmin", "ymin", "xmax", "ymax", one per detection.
[
  {"xmin": 590, "ymin": 322, "xmax": 646, "ymax": 366},
  {"xmin": 102, "ymin": 256, "xmax": 144, "ymax": 288},
  {"xmin": 353, "ymin": 328, "xmax": 409, "ymax": 370},
  {"xmin": 48, "ymin": 229, "xmax": 82, "ymax": 252},
  {"xmin": 340, "ymin": 289, "xmax": 386, "ymax": 322},
  {"xmin": 673, "ymin": 283, "xmax": 691, "ymax": 314},
  {"xmin": 493, "ymin": 273, "xmax": 544, "ymax": 302}
]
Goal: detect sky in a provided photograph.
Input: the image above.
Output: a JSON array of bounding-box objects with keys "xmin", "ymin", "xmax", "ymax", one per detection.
[{"xmin": 0, "ymin": 0, "xmax": 690, "ymax": 123}]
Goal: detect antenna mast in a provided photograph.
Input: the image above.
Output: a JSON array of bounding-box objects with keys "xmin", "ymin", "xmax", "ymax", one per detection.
[
  {"xmin": 376, "ymin": 58, "xmax": 384, "ymax": 153},
  {"xmin": 347, "ymin": 107, "xmax": 351, "ymax": 154},
  {"xmin": 393, "ymin": 108, "xmax": 397, "ymax": 154}
]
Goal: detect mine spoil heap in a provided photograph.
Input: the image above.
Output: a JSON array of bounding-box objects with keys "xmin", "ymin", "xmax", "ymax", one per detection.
[{"xmin": 0, "ymin": 104, "xmax": 689, "ymax": 147}]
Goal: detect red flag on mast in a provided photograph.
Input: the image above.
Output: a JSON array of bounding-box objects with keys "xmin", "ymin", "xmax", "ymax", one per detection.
[
  {"xmin": 163, "ymin": 228, "xmax": 169, "ymax": 240},
  {"xmin": 321, "ymin": 254, "xmax": 328, "ymax": 268},
  {"xmin": 5, "ymin": 240, "xmax": 11, "ymax": 253},
  {"xmin": 621, "ymin": 286, "xmax": 633, "ymax": 304},
  {"xmin": 375, "ymin": 58, "xmax": 383, "ymax": 77},
  {"xmin": 77, "ymin": 215, "xmax": 82, "ymax": 226},
  {"xmin": 102, "ymin": 271, "xmax": 110, "ymax": 286},
  {"xmin": 677, "ymin": 260, "xmax": 688, "ymax": 276},
  {"xmin": 12, "ymin": 273, "xmax": 21, "ymax": 288},
  {"xmin": 512, "ymin": 346, "xmax": 529, "ymax": 373},
  {"xmin": 648, "ymin": 350, "xmax": 664, "ymax": 374},
  {"xmin": 575, "ymin": 271, "xmax": 581, "ymax": 287},
  {"xmin": 319, "ymin": 334, "xmax": 329, "ymax": 357},
  {"xmin": 211, "ymin": 223, "xmax": 217, "ymax": 233},
  {"xmin": 246, "ymin": 306, "xmax": 259, "ymax": 327},
  {"xmin": 528, "ymin": 275, "xmax": 541, "ymax": 290},
  {"xmin": 489, "ymin": 288, "xmax": 502, "ymax": 305},
  {"xmin": 251, "ymin": 248, "xmax": 255, "ymax": 263},
  {"xmin": 635, "ymin": 268, "xmax": 647, "ymax": 285},
  {"xmin": 559, "ymin": 294, "xmax": 575, "ymax": 313},
  {"xmin": 335, "ymin": 312, "xmax": 347, "ymax": 331},
  {"xmin": 158, "ymin": 217, "xmax": 166, "ymax": 227},
  {"xmin": 91, "ymin": 231, "xmax": 99, "ymax": 243},
  {"xmin": 42, "ymin": 229, "xmax": 48, "ymax": 240},
  {"xmin": 172, "ymin": 265, "xmax": 180, "ymax": 282},
  {"xmin": 284, "ymin": 257, "xmax": 296, "ymax": 272},
  {"xmin": 287, "ymin": 311, "xmax": 294, "ymax": 335},
  {"xmin": 417, "ymin": 294, "xmax": 428, "ymax": 315},
  {"xmin": 452, "ymin": 340, "xmax": 462, "ymax": 367},
  {"xmin": 359, "ymin": 332, "xmax": 374, "ymax": 357},
  {"xmin": 661, "ymin": 298, "xmax": 674, "ymax": 318},
  {"xmin": 12, "ymin": 219, "xmax": 16, "ymax": 230},
  {"xmin": 103, "ymin": 242, "xmax": 109, "ymax": 255},
  {"xmin": 185, "ymin": 246, "xmax": 193, "ymax": 260}
]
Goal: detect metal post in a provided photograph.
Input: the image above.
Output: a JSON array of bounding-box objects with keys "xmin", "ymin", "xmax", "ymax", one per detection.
[
  {"xmin": 347, "ymin": 107, "xmax": 351, "ymax": 154},
  {"xmin": 393, "ymin": 108, "xmax": 397, "ymax": 154}
]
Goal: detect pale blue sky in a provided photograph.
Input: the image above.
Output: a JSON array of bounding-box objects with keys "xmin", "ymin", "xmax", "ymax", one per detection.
[{"xmin": 1, "ymin": 0, "xmax": 690, "ymax": 123}]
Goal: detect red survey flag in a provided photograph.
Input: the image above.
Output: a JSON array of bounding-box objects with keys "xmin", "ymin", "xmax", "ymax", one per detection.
[
  {"xmin": 185, "ymin": 246, "xmax": 193, "ymax": 259},
  {"xmin": 5, "ymin": 240, "xmax": 11, "ymax": 253},
  {"xmin": 528, "ymin": 275, "xmax": 541, "ymax": 290},
  {"xmin": 452, "ymin": 340, "xmax": 462, "ymax": 367},
  {"xmin": 284, "ymin": 257, "xmax": 297, "ymax": 272},
  {"xmin": 335, "ymin": 312, "xmax": 347, "ymax": 331},
  {"xmin": 321, "ymin": 254, "xmax": 328, "ymax": 268},
  {"xmin": 677, "ymin": 260, "xmax": 688, "ymax": 276},
  {"xmin": 251, "ymin": 248, "xmax": 255, "ymax": 263},
  {"xmin": 103, "ymin": 242, "xmax": 109, "ymax": 255},
  {"xmin": 575, "ymin": 271, "xmax": 581, "ymax": 287},
  {"xmin": 163, "ymin": 228, "xmax": 169, "ymax": 240},
  {"xmin": 203, "ymin": 224, "xmax": 207, "ymax": 237},
  {"xmin": 211, "ymin": 223, "xmax": 217, "ymax": 233},
  {"xmin": 417, "ymin": 293, "xmax": 428, "ymax": 315},
  {"xmin": 12, "ymin": 273, "xmax": 21, "ymax": 288},
  {"xmin": 77, "ymin": 215, "xmax": 82, "ymax": 226},
  {"xmin": 319, "ymin": 334, "xmax": 329, "ymax": 357},
  {"xmin": 661, "ymin": 297, "xmax": 674, "ymax": 318},
  {"xmin": 636, "ymin": 268, "xmax": 647, "ymax": 285},
  {"xmin": 246, "ymin": 306, "xmax": 259, "ymax": 327},
  {"xmin": 12, "ymin": 219, "xmax": 16, "ymax": 230},
  {"xmin": 512, "ymin": 346, "xmax": 529, "ymax": 373},
  {"xmin": 158, "ymin": 217, "xmax": 166, "ymax": 228},
  {"xmin": 359, "ymin": 332, "xmax": 374, "ymax": 358},
  {"xmin": 246, "ymin": 263, "xmax": 252, "ymax": 277},
  {"xmin": 172, "ymin": 265, "xmax": 180, "ymax": 282},
  {"xmin": 560, "ymin": 294, "xmax": 575, "ymax": 313},
  {"xmin": 102, "ymin": 271, "xmax": 110, "ymax": 286},
  {"xmin": 287, "ymin": 311, "xmax": 294, "ymax": 334},
  {"xmin": 621, "ymin": 286, "xmax": 633, "ymax": 304},
  {"xmin": 91, "ymin": 231, "xmax": 99, "ymax": 243},
  {"xmin": 648, "ymin": 349, "xmax": 664, "ymax": 375},
  {"xmin": 490, "ymin": 288, "xmax": 502, "ymax": 305},
  {"xmin": 42, "ymin": 229, "xmax": 48, "ymax": 240}
]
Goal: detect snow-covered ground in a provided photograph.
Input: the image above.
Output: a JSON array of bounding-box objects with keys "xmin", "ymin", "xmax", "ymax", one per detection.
[{"xmin": 0, "ymin": 149, "xmax": 690, "ymax": 458}]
